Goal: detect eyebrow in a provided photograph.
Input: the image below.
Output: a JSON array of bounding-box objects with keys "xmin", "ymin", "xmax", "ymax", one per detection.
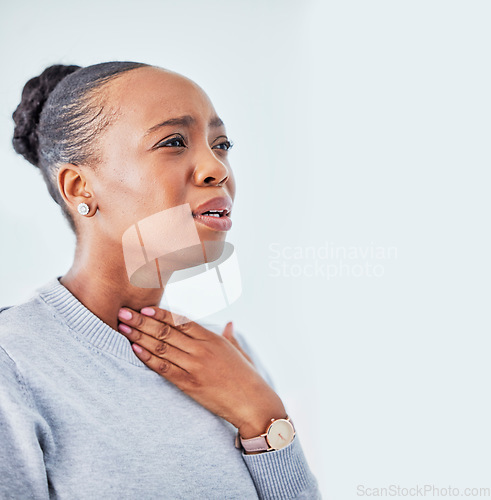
[{"xmin": 144, "ymin": 114, "xmax": 224, "ymax": 137}]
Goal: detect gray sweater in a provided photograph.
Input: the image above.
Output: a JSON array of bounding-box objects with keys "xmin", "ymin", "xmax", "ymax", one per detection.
[{"xmin": 0, "ymin": 276, "xmax": 320, "ymax": 499}]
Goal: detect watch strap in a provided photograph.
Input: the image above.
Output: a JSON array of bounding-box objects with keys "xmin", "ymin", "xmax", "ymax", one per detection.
[{"xmin": 240, "ymin": 434, "xmax": 270, "ymax": 453}]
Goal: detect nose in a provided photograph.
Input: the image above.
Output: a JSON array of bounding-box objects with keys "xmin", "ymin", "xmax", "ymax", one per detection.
[{"xmin": 192, "ymin": 146, "xmax": 230, "ymax": 187}]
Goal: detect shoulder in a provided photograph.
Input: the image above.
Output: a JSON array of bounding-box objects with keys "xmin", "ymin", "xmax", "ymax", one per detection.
[
  {"xmin": 0, "ymin": 295, "xmax": 52, "ymax": 333},
  {"xmin": 0, "ymin": 295, "xmax": 57, "ymax": 362}
]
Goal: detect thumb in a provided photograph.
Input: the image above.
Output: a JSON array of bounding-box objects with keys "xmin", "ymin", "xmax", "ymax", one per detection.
[
  {"xmin": 222, "ymin": 321, "xmax": 235, "ymax": 341},
  {"xmin": 222, "ymin": 321, "xmax": 254, "ymax": 365}
]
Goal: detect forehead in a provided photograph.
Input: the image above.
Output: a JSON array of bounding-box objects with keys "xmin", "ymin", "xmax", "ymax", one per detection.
[{"xmin": 104, "ymin": 66, "xmax": 216, "ymax": 131}]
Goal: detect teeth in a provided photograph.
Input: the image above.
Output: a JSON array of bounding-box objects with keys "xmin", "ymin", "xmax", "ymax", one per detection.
[{"xmin": 203, "ymin": 210, "xmax": 225, "ymax": 217}]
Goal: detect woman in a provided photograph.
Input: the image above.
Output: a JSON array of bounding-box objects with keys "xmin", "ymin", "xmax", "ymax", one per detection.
[{"xmin": 0, "ymin": 61, "xmax": 321, "ymax": 499}]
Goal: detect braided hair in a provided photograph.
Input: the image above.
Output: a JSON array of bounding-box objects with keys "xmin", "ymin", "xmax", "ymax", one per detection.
[{"xmin": 12, "ymin": 61, "xmax": 149, "ymax": 234}]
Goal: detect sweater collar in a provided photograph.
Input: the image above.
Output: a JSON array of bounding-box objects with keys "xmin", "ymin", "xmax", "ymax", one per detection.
[{"xmin": 38, "ymin": 276, "xmax": 145, "ymax": 367}]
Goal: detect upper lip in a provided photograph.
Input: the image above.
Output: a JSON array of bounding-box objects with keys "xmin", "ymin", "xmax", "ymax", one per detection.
[{"xmin": 192, "ymin": 196, "xmax": 233, "ymax": 217}]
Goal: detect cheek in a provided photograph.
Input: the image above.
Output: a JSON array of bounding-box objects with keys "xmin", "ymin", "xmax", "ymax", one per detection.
[
  {"xmin": 146, "ymin": 167, "xmax": 190, "ymax": 213},
  {"xmin": 227, "ymin": 168, "xmax": 237, "ymax": 198},
  {"xmin": 97, "ymin": 161, "xmax": 189, "ymax": 231}
]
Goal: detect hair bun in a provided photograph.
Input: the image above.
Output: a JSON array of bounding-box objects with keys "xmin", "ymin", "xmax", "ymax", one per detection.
[{"xmin": 12, "ymin": 64, "xmax": 81, "ymax": 167}]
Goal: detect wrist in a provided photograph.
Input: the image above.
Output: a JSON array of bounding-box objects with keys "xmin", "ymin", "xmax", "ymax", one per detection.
[
  {"xmin": 237, "ymin": 399, "xmax": 287, "ymax": 439},
  {"xmin": 230, "ymin": 376, "xmax": 286, "ymax": 437}
]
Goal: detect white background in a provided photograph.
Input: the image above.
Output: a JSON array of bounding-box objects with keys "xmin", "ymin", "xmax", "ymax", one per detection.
[{"xmin": 1, "ymin": 1, "xmax": 491, "ymax": 498}]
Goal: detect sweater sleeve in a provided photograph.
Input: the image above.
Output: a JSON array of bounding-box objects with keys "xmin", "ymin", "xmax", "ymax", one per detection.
[
  {"xmin": 0, "ymin": 346, "xmax": 50, "ymax": 499},
  {"xmin": 234, "ymin": 332, "xmax": 322, "ymax": 500}
]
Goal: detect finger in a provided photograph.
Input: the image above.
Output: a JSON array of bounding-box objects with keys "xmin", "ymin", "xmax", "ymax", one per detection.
[
  {"xmin": 139, "ymin": 306, "xmax": 213, "ymax": 341},
  {"xmin": 221, "ymin": 322, "xmax": 254, "ymax": 365},
  {"xmin": 118, "ymin": 308, "xmax": 197, "ymax": 351},
  {"xmin": 131, "ymin": 343, "xmax": 190, "ymax": 384},
  {"xmin": 118, "ymin": 326, "xmax": 193, "ymax": 369},
  {"xmin": 222, "ymin": 321, "xmax": 234, "ymax": 341}
]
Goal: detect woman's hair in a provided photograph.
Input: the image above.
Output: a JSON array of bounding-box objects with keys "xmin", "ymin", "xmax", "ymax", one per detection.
[{"xmin": 12, "ymin": 61, "xmax": 150, "ymax": 234}]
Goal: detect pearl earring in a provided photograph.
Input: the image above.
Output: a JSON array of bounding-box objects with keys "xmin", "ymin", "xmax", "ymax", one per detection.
[{"xmin": 77, "ymin": 202, "xmax": 90, "ymax": 216}]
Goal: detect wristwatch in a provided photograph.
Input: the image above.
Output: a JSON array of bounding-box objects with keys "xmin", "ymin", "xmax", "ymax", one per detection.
[{"xmin": 235, "ymin": 416, "xmax": 295, "ymax": 453}]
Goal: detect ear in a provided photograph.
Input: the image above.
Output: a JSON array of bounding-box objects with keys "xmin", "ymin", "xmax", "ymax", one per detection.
[{"xmin": 57, "ymin": 164, "xmax": 95, "ymax": 216}]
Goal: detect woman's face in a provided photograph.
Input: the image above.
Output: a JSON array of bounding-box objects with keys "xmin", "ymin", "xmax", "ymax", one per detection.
[{"xmin": 82, "ymin": 66, "xmax": 236, "ymax": 271}]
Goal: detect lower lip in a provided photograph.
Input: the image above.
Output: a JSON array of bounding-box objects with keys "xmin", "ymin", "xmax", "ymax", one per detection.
[{"xmin": 193, "ymin": 214, "xmax": 232, "ymax": 231}]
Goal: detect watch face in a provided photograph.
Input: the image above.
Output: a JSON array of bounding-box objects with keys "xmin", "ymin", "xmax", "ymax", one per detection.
[{"xmin": 266, "ymin": 419, "xmax": 295, "ymax": 450}]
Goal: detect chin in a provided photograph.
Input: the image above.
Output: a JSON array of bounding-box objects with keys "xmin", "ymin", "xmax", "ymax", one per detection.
[
  {"xmin": 158, "ymin": 239, "xmax": 227, "ymax": 273},
  {"xmin": 201, "ymin": 238, "xmax": 226, "ymax": 263}
]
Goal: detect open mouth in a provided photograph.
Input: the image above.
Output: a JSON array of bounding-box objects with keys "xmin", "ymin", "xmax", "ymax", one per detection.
[
  {"xmin": 199, "ymin": 209, "xmax": 231, "ymax": 218},
  {"xmin": 191, "ymin": 196, "xmax": 233, "ymax": 231}
]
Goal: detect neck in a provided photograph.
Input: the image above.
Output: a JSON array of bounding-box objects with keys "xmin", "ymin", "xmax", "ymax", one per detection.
[{"xmin": 60, "ymin": 237, "xmax": 169, "ymax": 332}]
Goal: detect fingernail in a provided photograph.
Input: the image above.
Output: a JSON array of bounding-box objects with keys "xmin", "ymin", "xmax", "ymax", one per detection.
[
  {"xmin": 141, "ymin": 307, "xmax": 155, "ymax": 316},
  {"xmin": 132, "ymin": 344, "xmax": 143, "ymax": 354},
  {"xmin": 118, "ymin": 323, "xmax": 132, "ymax": 334},
  {"xmin": 118, "ymin": 308, "xmax": 132, "ymax": 320}
]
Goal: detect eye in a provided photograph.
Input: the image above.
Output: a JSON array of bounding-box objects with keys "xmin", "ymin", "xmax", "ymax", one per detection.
[
  {"xmin": 156, "ymin": 135, "xmax": 187, "ymax": 148},
  {"xmin": 213, "ymin": 139, "xmax": 234, "ymax": 151}
]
